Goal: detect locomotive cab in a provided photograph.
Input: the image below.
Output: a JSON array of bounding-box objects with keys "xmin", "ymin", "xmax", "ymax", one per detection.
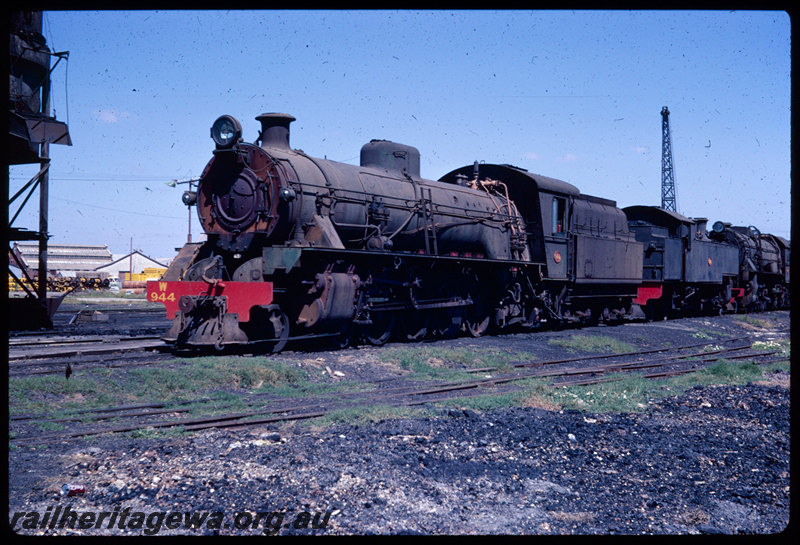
[{"xmin": 441, "ymin": 164, "xmax": 642, "ymax": 323}]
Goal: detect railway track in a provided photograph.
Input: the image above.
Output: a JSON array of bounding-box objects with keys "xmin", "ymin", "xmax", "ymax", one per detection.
[
  {"xmin": 7, "ymin": 335, "xmax": 171, "ymax": 376},
  {"xmin": 9, "ymin": 335, "xmax": 787, "ymax": 445}
]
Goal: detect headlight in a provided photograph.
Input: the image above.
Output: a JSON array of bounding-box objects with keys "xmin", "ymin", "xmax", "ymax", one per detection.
[
  {"xmin": 210, "ymin": 115, "xmax": 242, "ymax": 148},
  {"xmin": 182, "ymin": 190, "xmax": 197, "ymax": 206}
]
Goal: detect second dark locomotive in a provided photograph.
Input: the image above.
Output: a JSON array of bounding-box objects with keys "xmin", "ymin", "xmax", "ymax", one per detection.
[{"xmin": 147, "ymin": 113, "xmax": 789, "ymax": 351}]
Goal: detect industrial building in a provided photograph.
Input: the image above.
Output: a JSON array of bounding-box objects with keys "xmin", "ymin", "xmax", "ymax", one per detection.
[
  {"xmin": 10, "ymin": 243, "xmax": 112, "ymax": 277},
  {"xmin": 9, "ymin": 243, "xmax": 168, "ymax": 280},
  {"xmin": 94, "ymin": 250, "xmax": 168, "ymax": 281}
]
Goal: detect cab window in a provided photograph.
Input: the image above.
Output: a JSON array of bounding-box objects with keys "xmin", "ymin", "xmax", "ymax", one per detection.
[{"xmin": 552, "ymin": 197, "xmax": 566, "ymax": 236}]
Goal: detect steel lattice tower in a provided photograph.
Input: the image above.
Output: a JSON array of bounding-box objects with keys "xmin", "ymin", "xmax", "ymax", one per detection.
[{"xmin": 660, "ymin": 106, "xmax": 677, "ymax": 212}]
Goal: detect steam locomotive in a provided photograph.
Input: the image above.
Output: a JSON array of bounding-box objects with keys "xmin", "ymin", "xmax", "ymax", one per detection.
[{"xmin": 147, "ymin": 113, "xmax": 789, "ymax": 351}]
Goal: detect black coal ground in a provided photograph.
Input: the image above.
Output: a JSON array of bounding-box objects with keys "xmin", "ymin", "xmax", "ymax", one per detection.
[
  {"xmin": 9, "ymin": 381, "xmax": 790, "ymax": 536},
  {"xmin": 8, "ymin": 311, "xmax": 792, "ymax": 536}
]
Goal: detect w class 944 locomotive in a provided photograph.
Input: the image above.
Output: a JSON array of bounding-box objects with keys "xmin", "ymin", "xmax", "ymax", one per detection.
[{"xmin": 147, "ymin": 113, "xmax": 788, "ymax": 352}]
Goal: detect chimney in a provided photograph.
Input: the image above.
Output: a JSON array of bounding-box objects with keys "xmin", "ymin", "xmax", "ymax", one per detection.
[{"xmin": 256, "ymin": 113, "xmax": 295, "ymax": 150}]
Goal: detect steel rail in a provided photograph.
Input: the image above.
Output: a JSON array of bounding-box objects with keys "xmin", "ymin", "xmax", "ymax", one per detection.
[{"xmin": 11, "ymin": 342, "xmax": 781, "ymax": 445}]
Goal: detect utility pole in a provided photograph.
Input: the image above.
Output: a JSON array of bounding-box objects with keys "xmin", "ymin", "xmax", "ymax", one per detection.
[
  {"xmin": 166, "ymin": 178, "xmax": 199, "ymax": 243},
  {"xmin": 660, "ymin": 106, "xmax": 677, "ymax": 212}
]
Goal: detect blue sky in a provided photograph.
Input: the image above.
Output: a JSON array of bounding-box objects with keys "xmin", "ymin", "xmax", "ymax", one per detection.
[{"xmin": 10, "ymin": 9, "xmax": 791, "ymax": 260}]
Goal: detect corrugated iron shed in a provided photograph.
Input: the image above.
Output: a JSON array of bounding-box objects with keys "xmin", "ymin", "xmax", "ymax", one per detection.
[{"xmin": 11, "ymin": 243, "xmax": 113, "ymax": 275}]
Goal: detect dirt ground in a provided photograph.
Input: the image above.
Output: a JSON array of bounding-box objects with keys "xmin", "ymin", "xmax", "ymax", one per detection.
[{"xmin": 7, "ymin": 309, "xmax": 792, "ymax": 536}]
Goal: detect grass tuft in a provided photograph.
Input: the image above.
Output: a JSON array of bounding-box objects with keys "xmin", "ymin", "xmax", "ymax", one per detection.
[
  {"xmin": 520, "ymin": 358, "xmax": 780, "ymax": 413},
  {"xmin": 8, "ymin": 357, "xmax": 309, "ymax": 418},
  {"xmin": 548, "ymin": 334, "xmax": 636, "ymax": 354},
  {"xmin": 304, "ymin": 404, "xmax": 430, "ymax": 428},
  {"xmin": 378, "ymin": 346, "xmax": 530, "ymax": 379}
]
